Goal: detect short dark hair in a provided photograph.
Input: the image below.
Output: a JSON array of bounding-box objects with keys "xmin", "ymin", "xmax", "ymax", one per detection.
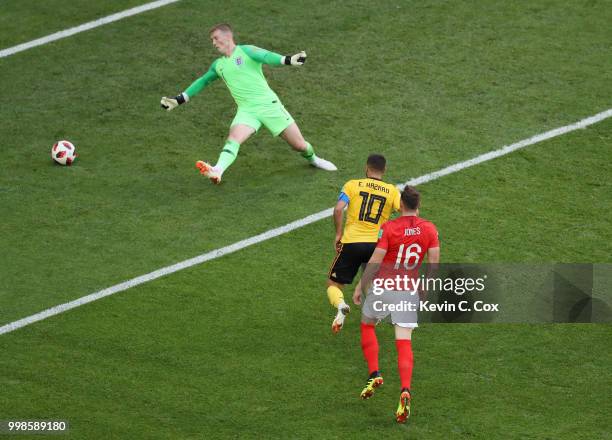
[
  {"xmin": 209, "ymin": 23, "xmax": 233, "ymax": 35},
  {"xmin": 366, "ymin": 154, "xmax": 386, "ymax": 172},
  {"xmin": 401, "ymin": 186, "xmax": 420, "ymax": 210}
]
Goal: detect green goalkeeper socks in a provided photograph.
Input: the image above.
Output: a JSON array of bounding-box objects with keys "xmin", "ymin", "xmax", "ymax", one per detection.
[
  {"xmin": 216, "ymin": 140, "xmax": 313, "ymax": 172},
  {"xmin": 301, "ymin": 142, "xmax": 317, "ymax": 163},
  {"xmin": 215, "ymin": 140, "xmax": 241, "ymax": 172}
]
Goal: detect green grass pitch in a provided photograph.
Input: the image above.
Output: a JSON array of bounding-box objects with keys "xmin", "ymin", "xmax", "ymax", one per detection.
[{"xmin": 1, "ymin": 0, "xmax": 611, "ymax": 438}]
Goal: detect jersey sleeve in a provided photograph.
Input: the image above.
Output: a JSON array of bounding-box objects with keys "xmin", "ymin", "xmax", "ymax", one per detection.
[
  {"xmin": 184, "ymin": 60, "xmax": 220, "ymax": 99},
  {"xmin": 376, "ymin": 223, "xmax": 390, "ymax": 250},
  {"xmin": 428, "ymin": 224, "xmax": 440, "ymax": 249},
  {"xmin": 392, "ymin": 187, "xmax": 401, "ymax": 211},
  {"xmin": 338, "ymin": 191, "xmax": 350, "ymax": 204},
  {"xmin": 241, "ymin": 45, "xmax": 284, "ymax": 66},
  {"xmin": 339, "ymin": 180, "xmax": 356, "ymax": 205}
]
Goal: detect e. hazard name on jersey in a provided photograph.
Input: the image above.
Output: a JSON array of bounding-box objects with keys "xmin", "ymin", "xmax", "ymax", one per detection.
[{"xmin": 360, "ymin": 181, "xmax": 391, "ymax": 194}]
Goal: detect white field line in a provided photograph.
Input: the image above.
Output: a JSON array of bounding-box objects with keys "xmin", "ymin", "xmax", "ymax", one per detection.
[
  {"xmin": 0, "ymin": 0, "xmax": 181, "ymax": 59},
  {"xmin": 1, "ymin": 108, "xmax": 611, "ymax": 335}
]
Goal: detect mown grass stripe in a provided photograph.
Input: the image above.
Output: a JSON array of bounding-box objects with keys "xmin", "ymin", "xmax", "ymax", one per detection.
[{"xmin": 1, "ymin": 108, "xmax": 610, "ymax": 336}]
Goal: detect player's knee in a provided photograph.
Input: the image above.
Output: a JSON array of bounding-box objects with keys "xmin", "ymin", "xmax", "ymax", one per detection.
[
  {"xmin": 361, "ymin": 317, "xmax": 377, "ymax": 326},
  {"xmin": 327, "ymin": 279, "xmax": 343, "ymax": 288},
  {"xmin": 395, "ymin": 326, "xmax": 413, "ymax": 340}
]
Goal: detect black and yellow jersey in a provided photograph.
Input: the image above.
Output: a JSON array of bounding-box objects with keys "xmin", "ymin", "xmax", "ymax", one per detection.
[{"xmin": 338, "ymin": 178, "xmax": 400, "ymax": 243}]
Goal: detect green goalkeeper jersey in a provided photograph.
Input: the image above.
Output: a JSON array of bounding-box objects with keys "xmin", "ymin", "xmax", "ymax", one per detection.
[{"xmin": 184, "ymin": 45, "xmax": 285, "ymax": 109}]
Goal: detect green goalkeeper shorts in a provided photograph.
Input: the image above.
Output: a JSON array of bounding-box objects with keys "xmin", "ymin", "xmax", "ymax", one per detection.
[{"xmin": 230, "ymin": 101, "xmax": 295, "ymax": 137}]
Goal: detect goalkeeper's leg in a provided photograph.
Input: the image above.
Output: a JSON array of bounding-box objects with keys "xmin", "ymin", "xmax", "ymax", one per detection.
[
  {"xmin": 280, "ymin": 123, "xmax": 337, "ymax": 171},
  {"xmin": 196, "ymin": 124, "xmax": 256, "ymax": 183}
]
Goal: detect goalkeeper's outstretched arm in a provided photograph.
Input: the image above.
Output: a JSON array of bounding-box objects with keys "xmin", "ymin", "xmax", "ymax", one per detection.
[
  {"xmin": 160, "ymin": 60, "xmax": 220, "ymax": 111},
  {"xmin": 241, "ymin": 45, "xmax": 307, "ymax": 66}
]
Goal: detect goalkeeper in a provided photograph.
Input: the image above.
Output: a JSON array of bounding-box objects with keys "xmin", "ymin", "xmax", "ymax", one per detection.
[{"xmin": 161, "ymin": 23, "xmax": 337, "ymax": 184}]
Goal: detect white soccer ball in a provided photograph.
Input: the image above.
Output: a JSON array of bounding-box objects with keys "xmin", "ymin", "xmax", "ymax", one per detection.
[{"xmin": 51, "ymin": 140, "xmax": 77, "ymax": 165}]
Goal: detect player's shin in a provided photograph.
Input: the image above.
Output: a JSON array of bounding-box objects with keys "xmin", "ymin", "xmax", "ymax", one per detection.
[
  {"xmin": 329, "ymin": 285, "xmax": 350, "ymax": 333},
  {"xmin": 395, "ymin": 339, "xmax": 414, "ymax": 390},
  {"xmin": 360, "ymin": 323, "xmax": 379, "ymax": 374},
  {"xmin": 326, "ymin": 285, "xmax": 345, "ymax": 308},
  {"xmin": 215, "ymin": 140, "xmax": 241, "ymax": 173}
]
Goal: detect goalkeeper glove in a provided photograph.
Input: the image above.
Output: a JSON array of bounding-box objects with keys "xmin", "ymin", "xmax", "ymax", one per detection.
[
  {"xmin": 283, "ymin": 51, "xmax": 307, "ymax": 66},
  {"xmin": 160, "ymin": 93, "xmax": 188, "ymax": 111}
]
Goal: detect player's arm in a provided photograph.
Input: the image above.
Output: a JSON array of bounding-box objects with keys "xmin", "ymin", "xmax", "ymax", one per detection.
[
  {"xmin": 241, "ymin": 45, "xmax": 307, "ymax": 66},
  {"xmin": 355, "ymin": 247, "xmax": 387, "ymax": 305},
  {"xmin": 160, "ymin": 60, "xmax": 219, "ymax": 111},
  {"xmin": 427, "ymin": 247, "xmax": 440, "ymax": 265},
  {"xmin": 419, "ymin": 246, "xmax": 440, "ymax": 300},
  {"xmin": 425, "ymin": 246, "xmax": 441, "ymax": 280},
  {"xmin": 333, "ymin": 191, "xmax": 349, "ymax": 251},
  {"xmin": 385, "ymin": 187, "xmax": 401, "ymax": 219},
  {"xmin": 354, "ymin": 223, "xmax": 389, "ymax": 305},
  {"xmin": 421, "ymin": 225, "xmax": 440, "ymax": 298},
  {"xmin": 426, "ymin": 246, "xmax": 440, "ymax": 278},
  {"xmin": 392, "ymin": 188, "xmax": 401, "ymax": 212},
  {"xmin": 426, "ymin": 227, "xmax": 440, "ymax": 270}
]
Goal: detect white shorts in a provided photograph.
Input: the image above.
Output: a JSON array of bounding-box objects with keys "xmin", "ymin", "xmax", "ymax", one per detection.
[{"xmin": 362, "ymin": 289, "xmax": 419, "ymax": 328}]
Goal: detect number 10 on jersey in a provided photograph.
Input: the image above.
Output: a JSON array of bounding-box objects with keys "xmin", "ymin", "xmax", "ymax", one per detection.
[{"xmin": 358, "ymin": 191, "xmax": 387, "ymax": 224}]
